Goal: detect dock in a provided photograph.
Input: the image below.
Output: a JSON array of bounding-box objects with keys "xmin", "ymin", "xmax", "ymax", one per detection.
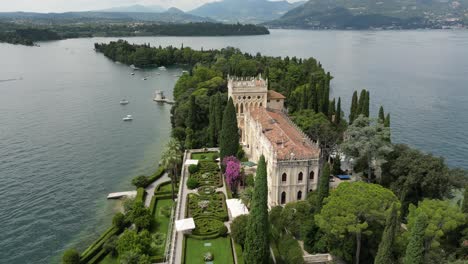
[
  {"xmin": 153, "ymin": 90, "xmax": 175, "ymax": 105},
  {"xmin": 107, "ymin": 191, "xmax": 137, "ymax": 199}
]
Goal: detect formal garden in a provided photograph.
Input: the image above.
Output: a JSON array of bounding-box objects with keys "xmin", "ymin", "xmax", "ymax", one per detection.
[{"xmin": 182, "ymin": 152, "xmax": 236, "ymax": 264}]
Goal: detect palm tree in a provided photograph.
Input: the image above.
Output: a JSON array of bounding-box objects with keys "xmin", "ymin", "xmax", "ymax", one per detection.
[{"xmin": 160, "ymin": 138, "xmax": 182, "ymax": 200}]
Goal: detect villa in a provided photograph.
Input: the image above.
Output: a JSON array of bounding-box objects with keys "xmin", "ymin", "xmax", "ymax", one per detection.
[{"xmin": 228, "ymin": 75, "xmax": 322, "ymax": 207}]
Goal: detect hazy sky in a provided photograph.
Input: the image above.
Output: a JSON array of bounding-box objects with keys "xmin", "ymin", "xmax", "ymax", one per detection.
[{"xmin": 0, "ymin": 0, "xmax": 303, "ymax": 13}]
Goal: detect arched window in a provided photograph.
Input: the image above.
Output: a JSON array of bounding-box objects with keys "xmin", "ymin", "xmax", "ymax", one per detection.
[
  {"xmin": 236, "ymin": 104, "xmax": 239, "ymax": 113},
  {"xmin": 260, "ymin": 102, "xmax": 263, "ymax": 107},
  {"xmin": 297, "ymin": 191, "xmax": 302, "ymax": 200},
  {"xmin": 309, "ymin": 171, "xmax": 315, "ymax": 180},
  {"xmin": 309, "ymin": 189, "xmax": 313, "ymax": 193},
  {"xmin": 281, "ymin": 192, "xmax": 286, "ymax": 204},
  {"xmin": 240, "ymin": 103, "xmax": 244, "ymax": 114},
  {"xmin": 281, "ymin": 173, "xmax": 287, "ymax": 182},
  {"xmin": 298, "ymin": 172, "xmax": 303, "ymax": 182}
]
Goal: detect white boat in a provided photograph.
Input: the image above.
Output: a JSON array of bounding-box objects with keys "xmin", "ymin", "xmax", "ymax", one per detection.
[
  {"xmin": 158, "ymin": 66, "xmax": 167, "ymax": 71},
  {"xmin": 131, "ymin": 72, "xmax": 135, "ymax": 75},
  {"xmin": 123, "ymin": 115, "xmax": 133, "ymax": 121},
  {"xmin": 130, "ymin": 64, "xmax": 140, "ymax": 70},
  {"xmin": 120, "ymin": 99, "xmax": 129, "ymax": 105},
  {"xmin": 142, "ymin": 77, "xmax": 147, "ymax": 80},
  {"xmin": 156, "ymin": 73, "xmax": 161, "ymax": 75},
  {"xmin": 182, "ymin": 70, "xmax": 189, "ymax": 74}
]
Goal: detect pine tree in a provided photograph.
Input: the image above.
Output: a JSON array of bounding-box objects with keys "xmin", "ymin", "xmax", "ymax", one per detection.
[
  {"xmin": 220, "ymin": 97, "xmax": 239, "ymax": 161},
  {"xmin": 244, "ymin": 155, "xmax": 270, "ymax": 264},
  {"xmin": 317, "ymin": 163, "xmax": 331, "ymax": 211},
  {"xmin": 336, "ymin": 97, "xmax": 342, "ymax": 125},
  {"xmin": 404, "ymin": 213, "xmax": 428, "ymax": 264},
  {"xmin": 384, "ymin": 113, "xmax": 391, "ymax": 128},
  {"xmin": 375, "ymin": 203, "xmax": 399, "ymax": 264},
  {"xmin": 378, "ymin": 106, "xmax": 385, "ymax": 123},
  {"xmin": 350, "ymin": 91, "xmax": 358, "ymax": 124}
]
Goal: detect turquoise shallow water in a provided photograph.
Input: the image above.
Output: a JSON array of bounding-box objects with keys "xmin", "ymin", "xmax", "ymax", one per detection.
[{"xmin": 0, "ymin": 30, "xmax": 467, "ymax": 263}]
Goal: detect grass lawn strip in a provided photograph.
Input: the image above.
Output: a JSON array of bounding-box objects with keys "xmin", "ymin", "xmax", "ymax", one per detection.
[{"xmin": 184, "ymin": 237, "xmax": 234, "ymax": 264}]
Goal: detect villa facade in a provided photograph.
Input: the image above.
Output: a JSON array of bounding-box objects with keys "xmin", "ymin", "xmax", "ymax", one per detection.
[{"xmin": 228, "ymin": 75, "xmax": 321, "ymax": 207}]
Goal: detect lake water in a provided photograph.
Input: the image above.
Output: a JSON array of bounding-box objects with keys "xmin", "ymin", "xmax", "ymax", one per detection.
[{"xmin": 1, "ymin": 29, "xmax": 467, "ymax": 263}]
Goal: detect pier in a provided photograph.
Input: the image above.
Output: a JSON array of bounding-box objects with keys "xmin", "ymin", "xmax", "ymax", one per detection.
[{"xmin": 106, "ymin": 191, "xmax": 137, "ymax": 199}]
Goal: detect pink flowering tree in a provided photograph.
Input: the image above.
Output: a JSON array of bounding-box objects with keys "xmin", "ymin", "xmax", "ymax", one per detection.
[{"xmin": 223, "ymin": 156, "xmax": 241, "ymax": 194}]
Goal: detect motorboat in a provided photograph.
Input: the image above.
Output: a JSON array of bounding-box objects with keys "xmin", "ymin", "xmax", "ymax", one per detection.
[
  {"xmin": 120, "ymin": 99, "xmax": 129, "ymax": 105},
  {"xmin": 123, "ymin": 115, "xmax": 133, "ymax": 121},
  {"xmin": 142, "ymin": 77, "xmax": 147, "ymax": 80},
  {"xmin": 158, "ymin": 66, "xmax": 167, "ymax": 71},
  {"xmin": 131, "ymin": 72, "xmax": 135, "ymax": 75}
]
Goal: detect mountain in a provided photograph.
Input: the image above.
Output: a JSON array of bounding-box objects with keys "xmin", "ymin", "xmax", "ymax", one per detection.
[
  {"xmin": 97, "ymin": 4, "xmax": 166, "ymax": 13},
  {"xmin": 266, "ymin": 0, "xmax": 468, "ymax": 29},
  {"xmin": 0, "ymin": 9, "xmax": 215, "ymax": 24},
  {"xmin": 190, "ymin": 0, "xmax": 305, "ymax": 23}
]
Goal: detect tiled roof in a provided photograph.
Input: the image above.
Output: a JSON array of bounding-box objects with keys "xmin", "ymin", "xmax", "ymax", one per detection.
[
  {"xmin": 267, "ymin": 90, "xmax": 286, "ymax": 99},
  {"xmin": 249, "ymin": 108, "xmax": 320, "ymax": 160}
]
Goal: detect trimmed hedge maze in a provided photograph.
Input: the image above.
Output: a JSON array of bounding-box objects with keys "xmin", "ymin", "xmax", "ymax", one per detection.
[
  {"xmin": 189, "ymin": 161, "xmax": 222, "ymax": 187},
  {"xmin": 188, "ymin": 192, "xmax": 228, "ymax": 222}
]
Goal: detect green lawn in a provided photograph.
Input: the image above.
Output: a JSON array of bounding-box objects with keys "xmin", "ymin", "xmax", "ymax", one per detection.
[
  {"xmin": 191, "ymin": 152, "xmax": 218, "ymax": 161},
  {"xmin": 234, "ymin": 241, "xmax": 244, "ymax": 264},
  {"xmin": 158, "ymin": 182, "xmax": 174, "ymax": 192},
  {"xmin": 151, "ymin": 198, "xmax": 174, "ymax": 257},
  {"xmin": 99, "ymin": 254, "xmax": 118, "ymax": 264},
  {"xmin": 184, "ymin": 236, "xmax": 234, "ymax": 264}
]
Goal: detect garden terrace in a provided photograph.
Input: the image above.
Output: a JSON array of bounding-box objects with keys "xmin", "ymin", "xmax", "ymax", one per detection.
[
  {"xmin": 189, "ymin": 161, "xmax": 222, "ymax": 187},
  {"xmin": 187, "ymin": 192, "xmax": 229, "ymax": 222}
]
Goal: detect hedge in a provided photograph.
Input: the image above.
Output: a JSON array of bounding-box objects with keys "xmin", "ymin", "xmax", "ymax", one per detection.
[
  {"xmin": 155, "ymin": 180, "xmax": 173, "ymax": 193},
  {"xmin": 86, "ymin": 248, "xmax": 107, "ymax": 264},
  {"xmin": 80, "ymin": 226, "xmax": 119, "ymax": 263},
  {"xmin": 150, "ymin": 255, "xmax": 165, "ymax": 263},
  {"xmin": 135, "ymin": 187, "xmax": 146, "ymax": 204},
  {"xmin": 149, "ymin": 194, "xmax": 174, "ymax": 215}
]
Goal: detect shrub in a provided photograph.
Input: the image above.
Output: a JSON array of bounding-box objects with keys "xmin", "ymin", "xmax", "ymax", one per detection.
[
  {"xmin": 112, "ymin": 212, "xmax": 126, "ymax": 230},
  {"xmin": 212, "ymin": 153, "xmax": 219, "ymax": 161},
  {"xmin": 132, "ymin": 175, "xmax": 149, "ymax": 188},
  {"xmin": 127, "ymin": 201, "xmax": 152, "ymax": 230},
  {"xmin": 188, "ymin": 164, "xmax": 199, "ymax": 174},
  {"xmin": 231, "ymin": 215, "xmax": 249, "ymax": 246},
  {"xmin": 187, "ymin": 177, "xmax": 199, "ymax": 189},
  {"xmin": 218, "ymin": 225, "xmax": 228, "ymax": 236},
  {"xmin": 152, "ymin": 232, "xmax": 166, "ymax": 247},
  {"xmin": 62, "ymin": 248, "xmax": 80, "ymax": 264}
]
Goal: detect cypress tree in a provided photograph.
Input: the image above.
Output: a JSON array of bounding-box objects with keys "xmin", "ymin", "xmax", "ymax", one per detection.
[
  {"xmin": 312, "ymin": 84, "xmax": 319, "ymax": 113},
  {"xmin": 317, "ymin": 163, "xmax": 331, "ymax": 211},
  {"xmin": 336, "ymin": 97, "xmax": 342, "ymax": 125},
  {"xmin": 329, "ymin": 99, "xmax": 336, "ymax": 121},
  {"xmin": 244, "ymin": 155, "xmax": 270, "ymax": 264},
  {"xmin": 220, "ymin": 97, "xmax": 239, "ymax": 161},
  {"xmin": 349, "ymin": 91, "xmax": 358, "ymax": 124},
  {"xmin": 185, "ymin": 128, "xmax": 194, "ymax": 149},
  {"xmin": 186, "ymin": 95, "xmax": 197, "ymax": 130},
  {"xmin": 404, "ymin": 213, "xmax": 428, "ymax": 264},
  {"xmin": 316, "ymin": 83, "xmax": 323, "ymax": 114},
  {"xmin": 332, "ymin": 155, "xmax": 342, "ymax": 176},
  {"xmin": 462, "ymin": 186, "xmax": 468, "ymax": 214},
  {"xmin": 364, "ymin": 90, "xmax": 370, "ymax": 117},
  {"xmin": 358, "ymin": 89, "xmax": 367, "ymax": 117},
  {"xmin": 214, "ymin": 94, "xmax": 224, "ymax": 144},
  {"xmin": 208, "ymin": 96, "xmax": 216, "ymax": 147},
  {"xmin": 322, "ymin": 79, "xmax": 330, "ymax": 115},
  {"xmin": 375, "ymin": 203, "xmax": 399, "ymax": 264},
  {"xmin": 384, "ymin": 113, "xmax": 391, "ymax": 128},
  {"xmin": 378, "ymin": 106, "xmax": 385, "ymax": 123}
]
